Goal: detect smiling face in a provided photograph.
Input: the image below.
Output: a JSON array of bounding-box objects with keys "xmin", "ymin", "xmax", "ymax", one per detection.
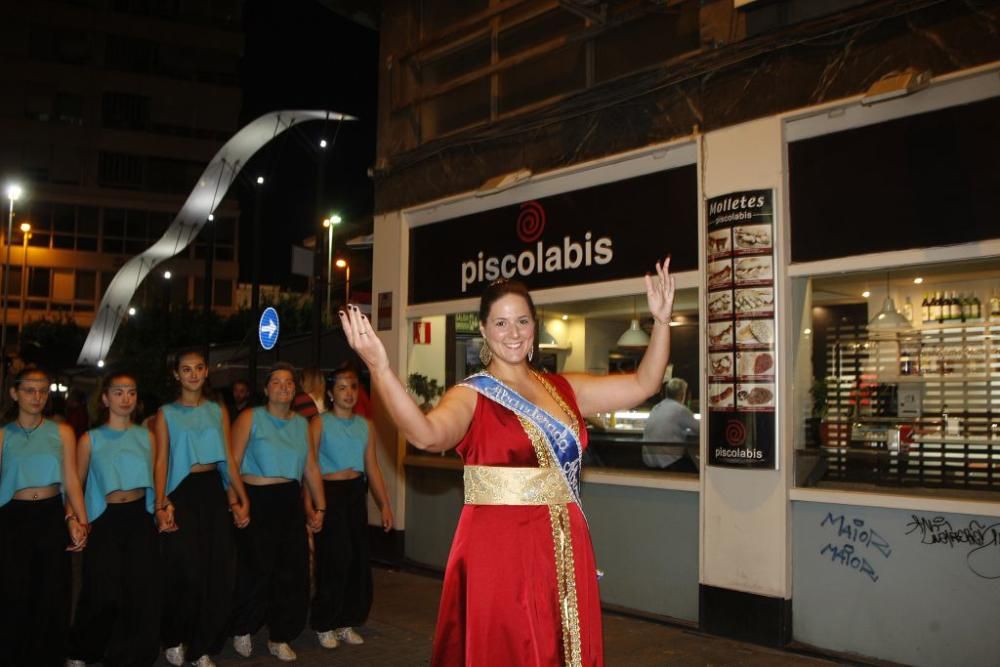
[
  {"xmin": 264, "ymin": 369, "xmax": 296, "ymax": 407},
  {"xmin": 479, "ymin": 294, "xmax": 535, "ymax": 367},
  {"xmin": 175, "ymin": 352, "xmax": 207, "ymax": 394},
  {"xmin": 330, "ymin": 371, "xmax": 359, "ymax": 414},
  {"xmin": 103, "ymin": 376, "xmax": 138, "ymax": 420},
  {"xmin": 11, "ymin": 372, "xmax": 50, "ymax": 418}
]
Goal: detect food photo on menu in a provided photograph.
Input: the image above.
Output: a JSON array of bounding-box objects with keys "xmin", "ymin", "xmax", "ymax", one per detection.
[
  {"xmin": 707, "ymin": 259, "xmax": 733, "ymax": 288},
  {"xmin": 708, "ymin": 321, "xmax": 734, "ymax": 349},
  {"xmin": 733, "ymin": 256, "xmax": 773, "ymax": 285},
  {"xmin": 707, "ymin": 290, "xmax": 733, "ymax": 319},
  {"xmin": 735, "ymin": 318, "xmax": 773, "ymax": 347},
  {"xmin": 736, "ymin": 383, "xmax": 775, "ymax": 410},
  {"xmin": 736, "ymin": 350, "xmax": 774, "ymax": 378},
  {"xmin": 707, "ymin": 229, "xmax": 732, "ymax": 256},
  {"xmin": 708, "ymin": 383, "xmax": 735, "ymax": 408},
  {"xmin": 709, "ymin": 352, "xmax": 734, "ymax": 378},
  {"xmin": 733, "ymin": 224, "xmax": 772, "ymax": 252},
  {"xmin": 734, "ymin": 287, "xmax": 774, "ymax": 316}
]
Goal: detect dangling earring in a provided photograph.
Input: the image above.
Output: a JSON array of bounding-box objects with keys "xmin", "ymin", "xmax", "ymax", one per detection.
[
  {"xmin": 479, "ymin": 344, "xmax": 492, "ymax": 366},
  {"xmin": 527, "ymin": 347, "xmax": 534, "ymax": 362}
]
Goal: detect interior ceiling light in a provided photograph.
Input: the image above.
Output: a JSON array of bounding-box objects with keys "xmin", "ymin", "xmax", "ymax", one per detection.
[
  {"xmin": 617, "ymin": 296, "xmax": 650, "ymax": 348},
  {"xmin": 869, "ymin": 273, "xmax": 911, "ymax": 331}
]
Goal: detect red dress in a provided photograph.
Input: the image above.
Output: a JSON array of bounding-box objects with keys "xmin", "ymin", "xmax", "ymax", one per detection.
[{"xmin": 431, "ymin": 373, "xmax": 604, "ymax": 667}]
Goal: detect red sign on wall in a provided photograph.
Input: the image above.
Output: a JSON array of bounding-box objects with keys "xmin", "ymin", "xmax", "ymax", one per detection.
[{"xmin": 413, "ymin": 321, "xmax": 431, "ymax": 344}]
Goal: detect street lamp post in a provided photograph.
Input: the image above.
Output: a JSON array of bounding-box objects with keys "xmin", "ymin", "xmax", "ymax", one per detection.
[
  {"xmin": 18, "ymin": 223, "xmax": 30, "ymax": 333},
  {"xmin": 335, "ymin": 258, "xmax": 350, "ymax": 306},
  {"xmin": 322, "ymin": 214, "xmax": 341, "ymax": 319},
  {"xmin": 2, "ymin": 183, "xmax": 23, "ymax": 392}
]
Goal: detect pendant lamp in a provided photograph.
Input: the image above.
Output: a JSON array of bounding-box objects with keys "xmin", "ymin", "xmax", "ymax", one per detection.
[
  {"xmin": 868, "ymin": 273, "xmax": 911, "ymax": 331},
  {"xmin": 617, "ymin": 296, "xmax": 650, "ymax": 347}
]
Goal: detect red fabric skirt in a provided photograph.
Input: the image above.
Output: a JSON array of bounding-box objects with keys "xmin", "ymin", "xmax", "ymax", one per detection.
[{"xmin": 431, "ymin": 502, "xmax": 604, "ymax": 666}]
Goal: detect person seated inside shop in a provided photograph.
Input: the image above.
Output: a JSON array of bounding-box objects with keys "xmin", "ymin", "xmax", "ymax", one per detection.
[{"xmin": 642, "ymin": 377, "xmax": 699, "ymax": 471}]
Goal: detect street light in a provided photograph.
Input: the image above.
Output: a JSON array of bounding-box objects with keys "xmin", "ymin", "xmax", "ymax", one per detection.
[
  {"xmin": 335, "ymin": 258, "xmax": 350, "ymax": 306},
  {"xmin": 2, "ymin": 182, "xmax": 22, "ymax": 391},
  {"xmin": 322, "ymin": 214, "xmax": 342, "ymax": 318},
  {"xmin": 18, "ymin": 222, "xmax": 30, "ymax": 333}
]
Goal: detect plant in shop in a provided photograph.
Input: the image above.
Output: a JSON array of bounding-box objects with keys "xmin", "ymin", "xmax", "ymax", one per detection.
[
  {"xmin": 808, "ymin": 378, "xmax": 831, "ymax": 447},
  {"xmin": 408, "ymin": 373, "xmax": 444, "ymax": 412}
]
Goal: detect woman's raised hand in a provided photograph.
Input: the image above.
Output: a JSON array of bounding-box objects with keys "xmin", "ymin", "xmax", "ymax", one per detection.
[
  {"xmin": 339, "ymin": 304, "xmax": 389, "ymax": 373},
  {"xmin": 645, "ymin": 256, "xmax": 675, "ymax": 325}
]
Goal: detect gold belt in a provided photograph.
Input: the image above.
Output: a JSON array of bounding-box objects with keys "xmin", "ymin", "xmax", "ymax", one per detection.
[{"xmin": 463, "ymin": 465, "xmax": 573, "ymax": 506}]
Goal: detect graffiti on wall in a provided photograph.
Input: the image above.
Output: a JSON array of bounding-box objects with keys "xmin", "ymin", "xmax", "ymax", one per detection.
[
  {"xmin": 904, "ymin": 515, "xmax": 1000, "ymax": 580},
  {"xmin": 819, "ymin": 513, "xmax": 892, "ymax": 583}
]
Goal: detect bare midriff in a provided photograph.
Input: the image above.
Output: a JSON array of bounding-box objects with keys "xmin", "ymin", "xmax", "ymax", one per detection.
[
  {"xmin": 13, "ymin": 484, "xmax": 60, "ymax": 501},
  {"xmin": 323, "ymin": 469, "xmax": 362, "ymax": 481},
  {"xmin": 107, "ymin": 488, "xmax": 145, "ymax": 503}
]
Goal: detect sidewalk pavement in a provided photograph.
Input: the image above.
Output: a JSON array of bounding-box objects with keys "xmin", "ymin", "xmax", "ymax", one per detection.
[{"xmin": 153, "ymin": 566, "xmax": 843, "ymax": 666}]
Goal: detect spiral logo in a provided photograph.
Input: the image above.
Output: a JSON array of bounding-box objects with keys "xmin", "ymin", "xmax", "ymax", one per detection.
[
  {"xmin": 724, "ymin": 419, "xmax": 747, "ymax": 446},
  {"xmin": 516, "ymin": 201, "xmax": 546, "ymax": 243}
]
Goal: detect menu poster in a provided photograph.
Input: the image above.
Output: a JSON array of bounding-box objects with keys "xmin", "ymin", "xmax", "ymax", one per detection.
[{"xmin": 706, "ymin": 189, "xmax": 777, "ymax": 469}]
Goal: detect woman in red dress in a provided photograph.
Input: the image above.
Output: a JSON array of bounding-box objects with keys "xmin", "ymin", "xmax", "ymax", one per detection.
[{"xmin": 339, "ymin": 258, "xmax": 674, "ymax": 666}]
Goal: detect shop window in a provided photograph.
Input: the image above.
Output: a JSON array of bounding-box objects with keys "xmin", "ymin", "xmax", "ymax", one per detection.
[
  {"xmin": 796, "ymin": 262, "xmax": 1000, "ymax": 498},
  {"xmin": 406, "ymin": 291, "xmax": 701, "ymax": 475}
]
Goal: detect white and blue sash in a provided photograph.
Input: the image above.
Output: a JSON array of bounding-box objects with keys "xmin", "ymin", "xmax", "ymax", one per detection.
[{"xmin": 460, "ymin": 372, "xmax": 583, "ymax": 506}]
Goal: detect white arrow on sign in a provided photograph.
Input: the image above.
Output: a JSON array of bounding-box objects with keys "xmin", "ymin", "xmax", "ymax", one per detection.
[{"xmin": 261, "ymin": 321, "xmax": 278, "ymax": 336}]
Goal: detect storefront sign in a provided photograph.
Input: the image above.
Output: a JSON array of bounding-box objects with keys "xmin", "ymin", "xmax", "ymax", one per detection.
[
  {"xmin": 705, "ymin": 189, "xmax": 777, "ymax": 469},
  {"xmin": 408, "ymin": 166, "xmax": 698, "ymax": 304},
  {"xmin": 454, "ymin": 312, "xmax": 480, "ymax": 334}
]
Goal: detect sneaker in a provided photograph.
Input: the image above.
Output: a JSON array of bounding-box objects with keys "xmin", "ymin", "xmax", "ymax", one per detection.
[
  {"xmin": 191, "ymin": 657, "xmax": 216, "ymax": 667},
  {"xmin": 165, "ymin": 645, "xmax": 185, "ymax": 666},
  {"xmin": 316, "ymin": 630, "xmax": 340, "ymax": 649},
  {"xmin": 66, "ymin": 661, "xmax": 86, "ymax": 667},
  {"xmin": 267, "ymin": 641, "xmax": 297, "ymax": 662},
  {"xmin": 334, "ymin": 627, "xmax": 364, "ymax": 645},
  {"xmin": 233, "ymin": 634, "xmax": 252, "ymax": 657}
]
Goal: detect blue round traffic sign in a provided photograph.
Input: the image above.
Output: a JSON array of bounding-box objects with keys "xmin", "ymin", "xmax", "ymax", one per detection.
[{"xmin": 258, "ymin": 307, "xmax": 280, "ymax": 350}]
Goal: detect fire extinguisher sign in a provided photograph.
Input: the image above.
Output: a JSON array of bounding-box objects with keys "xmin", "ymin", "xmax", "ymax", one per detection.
[{"xmin": 413, "ymin": 321, "xmax": 431, "ymax": 345}]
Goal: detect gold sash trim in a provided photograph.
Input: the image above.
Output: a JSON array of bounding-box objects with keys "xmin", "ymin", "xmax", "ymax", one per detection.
[{"xmin": 463, "ymin": 465, "xmax": 573, "ymax": 506}]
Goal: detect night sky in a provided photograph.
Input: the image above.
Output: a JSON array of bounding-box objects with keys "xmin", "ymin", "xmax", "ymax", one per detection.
[{"xmin": 237, "ymin": 0, "xmax": 378, "ymax": 286}]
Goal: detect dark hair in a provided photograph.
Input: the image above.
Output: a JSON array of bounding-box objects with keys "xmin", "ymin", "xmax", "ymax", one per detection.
[
  {"xmin": 478, "ymin": 279, "xmax": 537, "ymax": 324},
  {"xmin": 331, "ymin": 362, "xmax": 359, "ymax": 383},
  {"xmin": 265, "ymin": 362, "xmax": 297, "ymax": 386},
  {"xmin": 97, "ymin": 369, "xmax": 139, "ymax": 424},
  {"xmin": 4, "ymin": 365, "xmax": 51, "ymax": 422},
  {"xmin": 171, "ymin": 347, "xmax": 206, "ymax": 372}
]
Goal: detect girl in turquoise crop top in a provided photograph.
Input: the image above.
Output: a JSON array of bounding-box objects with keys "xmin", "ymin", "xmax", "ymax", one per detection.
[
  {"xmin": 0, "ymin": 367, "xmax": 88, "ymax": 667},
  {"xmin": 153, "ymin": 349, "xmax": 250, "ymax": 667},
  {"xmin": 228, "ymin": 363, "xmax": 325, "ymax": 660},
  {"xmin": 68, "ymin": 369, "xmax": 161, "ymax": 667},
  {"xmin": 307, "ymin": 364, "xmax": 393, "ymax": 649}
]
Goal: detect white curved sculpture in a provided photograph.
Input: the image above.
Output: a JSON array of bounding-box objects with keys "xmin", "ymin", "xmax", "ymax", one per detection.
[{"xmin": 77, "ymin": 110, "xmax": 354, "ymax": 365}]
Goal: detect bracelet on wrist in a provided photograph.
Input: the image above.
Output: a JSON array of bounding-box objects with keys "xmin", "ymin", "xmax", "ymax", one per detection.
[
  {"xmin": 652, "ymin": 315, "xmax": 670, "ymax": 326},
  {"xmin": 64, "ymin": 514, "xmax": 77, "ymax": 523},
  {"xmin": 315, "ymin": 508, "xmax": 326, "ymax": 513},
  {"xmin": 156, "ymin": 503, "xmax": 172, "ymax": 512}
]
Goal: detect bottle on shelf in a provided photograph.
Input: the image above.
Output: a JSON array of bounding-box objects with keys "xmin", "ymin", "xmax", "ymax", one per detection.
[
  {"xmin": 971, "ymin": 292, "xmax": 982, "ymax": 321},
  {"xmin": 959, "ymin": 292, "xmax": 969, "ymax": 323},
  {"xmin": 903, "ymin": 296, "xmax": 913, "ymax": 323},
  {"xmin": 991, "ymin": 288, "xmax": 1000, "ymax": 320},
  {"xmin": 931, "ymin": 291, "xmax": 942, "ymax": 323},
  {"xmin": 921, "ymin": 292, "xmax": 930, "ymax": 323}
]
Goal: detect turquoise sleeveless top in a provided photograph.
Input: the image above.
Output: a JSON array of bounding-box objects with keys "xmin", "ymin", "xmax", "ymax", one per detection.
[
  {"xmin": 162, "ymin": 401, "xmax": 228, "ymax": 496},
  {"xmin": 84, "ymin": 425, "xmax": 155, "ymax": 521},
  {"xmin": 241, "ymin": 407, "xmax": 309, "ymax": 480},
  {"xmin": 0, "ymin": 419, "xmax": 63, "ymax": 508},
  {"xmin": 318, "ymin": 413, "xmax": 367, "ymax": 475}
]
